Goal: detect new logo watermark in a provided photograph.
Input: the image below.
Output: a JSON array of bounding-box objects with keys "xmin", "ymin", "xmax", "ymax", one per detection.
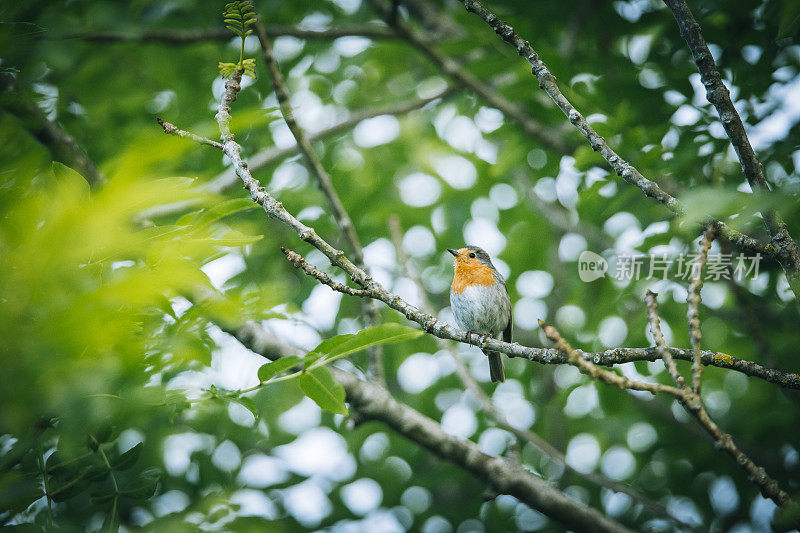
[
  {"xmin": 578, "ymin": 251, "xmax": 608, "ymax": 282},
  {"xmin": 577, "ymin": 251, "xmax": 762, "ymax": 282}
]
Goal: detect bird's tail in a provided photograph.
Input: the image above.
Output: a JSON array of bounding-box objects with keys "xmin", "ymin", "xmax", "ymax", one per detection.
[{"xmin": 484, "ymin": 350, "xmax": 505, "ymax": 383}]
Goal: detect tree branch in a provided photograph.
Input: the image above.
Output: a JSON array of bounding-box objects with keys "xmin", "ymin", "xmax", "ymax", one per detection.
[
  {"xmin": 254, "ymin": 19, "xmax": 385, "ymax": 382},
  {"xmin": 0, "ymin": 73, "xmax": 105, "ymax": 187},
  {"xmin": 66, "ymin": 25, "xmax": 399, "ymax": 44},
  {"xmin": 452, "ymin": 0, "xmax": 788, "ymax": 271},
  {"xmin": 281, "ymin": 247, "xmax": 371, "ymax": 298},
  {"xmin": 366, "ymin": 0, "xmax": 571, "ymax": 154},
  {"xmin": 663, "ymin": 0, "xmax": 800, "ymax": 300},
  {"xmin": 157, "ymin": 117, "xmax": 222, "ymax": 149},
  {"xmin": 645, "ymin": 292, "xmax": 792, "ymax": 507},
  {"xmin": 229, "ymin": 321, "xmax": 635, "ymax": 533},
  {"xmin": 687, "ymin": 226, "xmax": 715, "ymax": 393}
]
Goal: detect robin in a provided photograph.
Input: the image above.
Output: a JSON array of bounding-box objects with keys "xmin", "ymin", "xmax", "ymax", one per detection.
[{"xmin": 448, "ymin": 246, "xmax": 512, "ymax": 383}]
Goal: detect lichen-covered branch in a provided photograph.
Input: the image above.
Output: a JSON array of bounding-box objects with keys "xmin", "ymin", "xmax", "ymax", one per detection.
[
  {"xmin": 157, "ymin": 117, "xmax": 222, "ymax": 149},
  {"xmin": 644, "ymin": 292, "xmax": 791, "ymax": 507},
  {"xmin": 166, "ymin": 68, "xmax": 799, "ymax": 404},
  {"xmin": 281, "ymin": 247, "xmax": 371, "ymax": 298},
  {"xmin": 453, "ymin": 0, "xmax": 782, "ymax": 266},
  {"xmin": 254, "ymin": 19, "xmax": 386, "ymax": 382},
  {"xmin": 687, "ymin": 227, "xmax": 715, "ymax": 393},
  {"xmin": 663, "ymin": 0, "xmax": 800, "ymax": 300},
  {"xmin": 230, "ymin": 321, "xmax": 635, "ymax": 533},
  {"xmin": 645, "ymin": 291, "xmax": 686, "ymax": 388},
  {"xmin": 539, "ymin": 320, "xmax": 684, "ymax": 397},
  {"xmin": 366, "ymin": 0, "xmax": 570, "ymax": 154}
]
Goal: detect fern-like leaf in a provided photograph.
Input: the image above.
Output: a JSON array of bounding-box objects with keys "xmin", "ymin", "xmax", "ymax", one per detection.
[
  {"xmin": 223, "ymin": 1, "xmax": 256, "ymax": 38},
  {"xmin": 218, "ymin": 1, "xmax": 258, "ymax": 79}
]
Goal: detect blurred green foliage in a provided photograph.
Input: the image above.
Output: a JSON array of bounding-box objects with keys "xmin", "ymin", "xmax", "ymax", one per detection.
[{"xmin": 1, "ymin": 0, "xmax": 799, "ymax": 531}]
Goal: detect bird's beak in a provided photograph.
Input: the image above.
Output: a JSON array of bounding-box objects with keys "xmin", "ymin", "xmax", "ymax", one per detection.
[{"xmin": 447, "ymin": 248, "xmax": 459, "ymax": 257}]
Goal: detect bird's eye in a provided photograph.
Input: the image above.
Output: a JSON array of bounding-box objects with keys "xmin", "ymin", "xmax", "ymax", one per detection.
[{"xmin": 469, "ymin": 252, "xmax": 476, "ymax": 258}]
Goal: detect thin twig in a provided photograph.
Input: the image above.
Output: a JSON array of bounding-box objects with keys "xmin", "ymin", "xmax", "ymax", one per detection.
[
  {"xmin": 645, "ymin": 290, "xmax": 685, "ymax": 388},
  {"xmin": 539, "ymin": 320, "xmax": 684, "ymax": 397},
  {"xmin": 282, "ymin": 247, "xmax": 371, "ymax": 298},
  {"xmin": 255, "ymin": 20, "xmax": 386, "ymax": 383},
  {"xmin": 66, "ymin": 25, "xmax": 399, "ymax": 44},
  {"xmin": 366, "ymin": 0, "xmax": 570, "ymax": 154},
  {"xmin": 157, "ymin": 117, "xmax": 223, "ymax": 149},
  {"xmin": 453, "ymin": 0, "xmax": 786, "ymax": 268},
  {"xmin": 664, "ymin": 0, "xmax": 800, "ymax": 300},
  {"xmin": 644, "ymin": 292, "xmax": 791, "ymax": 507},
  {"xmin": 687, "ymin": 226, "xmax": 715, "ymax": 393}
]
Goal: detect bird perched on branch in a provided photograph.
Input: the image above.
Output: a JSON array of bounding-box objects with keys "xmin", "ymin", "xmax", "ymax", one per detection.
[{"xmin": 448, "ymin": 246, "xmax": 512, "ymax": 383}]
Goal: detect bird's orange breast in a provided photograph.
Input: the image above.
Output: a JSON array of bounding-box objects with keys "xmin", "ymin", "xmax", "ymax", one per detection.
[{"xmin": 451, "ymin": 263, "xmax": 497, "ymax": 294}]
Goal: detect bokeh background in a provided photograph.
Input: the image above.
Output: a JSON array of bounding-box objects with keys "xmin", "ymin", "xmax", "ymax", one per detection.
[{"xmin": 2, "ymin": 0, "xmax": 799, "ymax": 530}]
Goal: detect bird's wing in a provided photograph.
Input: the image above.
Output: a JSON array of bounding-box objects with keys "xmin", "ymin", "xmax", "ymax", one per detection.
[{"xmin": 503, "ymin": 308, "xmax": 512, "ymax": 343}]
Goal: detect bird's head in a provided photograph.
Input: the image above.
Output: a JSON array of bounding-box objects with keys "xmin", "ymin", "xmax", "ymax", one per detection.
[{"xmin": 447, "ymin": 246, "xmax": 494, "ymax": 268}]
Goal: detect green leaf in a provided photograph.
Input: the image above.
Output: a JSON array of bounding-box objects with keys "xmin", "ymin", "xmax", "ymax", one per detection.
[
  {"xmin": 299, "ymin": 367, "xmax": 347, "ymax": 415},
  {"xmin": 51, "ymin": 161, "xmax": 89, "ymax": 198},
  {"xmin": 177, "ymin": 198, "xmax": 257, "ymax": 229},
  {"xmin": 90, "ymin": 489, "xmax": 116, "ymax": 506},
  {"xmin": 110, "ymin": 442, "xmax": 142, "ymax": 471},
  {"xmin": 778, "ymin": 0, "xmax": 800, "ymax": 39},
  {"xmin": 84, "ymin": 463, "xmax": 109, "ymax": 481},
  {"xmin": 121, "ymin": 476, "xmax": 159, "ymax": 500},
  {"xmin": 308, "ymin": 323, "xmax": 423, "ymax": 365},
  {"xmin": 257, "ymin": 356, "xmax": 302, "ymax": 382}
]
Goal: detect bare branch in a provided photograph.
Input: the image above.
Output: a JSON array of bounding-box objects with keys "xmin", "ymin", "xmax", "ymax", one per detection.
[
  {"xmin": 366, "ymin": 0, "xmax": 571, "ymax": 153},
  {"xmin": 664, "ymin": 0, "xmax": 800, "ymax": 300},
  {"xmin": 687, "ymin": 226, "xmax": 715, "ymax": 393},
  {"xmin": 230, "ymin": 321, "xmax": 636, "ymax": 533},
  {"xmin": 645, "ymin": 290, "xmax": 685, "ymax": 388},
  {"xmin": 66, "ymin": 25, "xmax": 398, "ymax": 44},
  {"xmin": 539, "ymin": 319, "xmax": 684, "ymax": 397},
  {"xmin": 644, "ymin": 292, "xmax": 792, "ymax": 507},
  {"xmin": 453, "ymin": 0, "xmax": 786, "ymax": 269},
  {"xmin": 253, "ymin": 20, "xmax": 387, "ymax": 382},
  {"xmin": 282, "ymin": 247, "xmax": 371, "ymax": 298},
  {"xmin": 0, "ymin": 73, "xmax": 105, "ymax": 187},
  {"xmin": 157, "ymin": 117, "xmax": 222, "ymax": 149}
]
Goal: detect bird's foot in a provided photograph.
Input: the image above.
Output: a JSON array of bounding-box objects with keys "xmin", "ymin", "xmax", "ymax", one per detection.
[{"xmin": 480, "ymin": 332, "xmax": 493, "ymax": 347}]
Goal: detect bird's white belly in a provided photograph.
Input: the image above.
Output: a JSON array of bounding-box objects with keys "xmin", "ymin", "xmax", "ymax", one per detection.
[{"xmin": 450, "ymin": 283, "xmax": 510, "ymax": 335}]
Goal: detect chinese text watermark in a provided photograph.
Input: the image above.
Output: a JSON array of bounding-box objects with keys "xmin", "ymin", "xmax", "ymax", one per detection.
[{"xmin": 578, "ymin": 250, "xmax": 761, "ymax": 283}]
